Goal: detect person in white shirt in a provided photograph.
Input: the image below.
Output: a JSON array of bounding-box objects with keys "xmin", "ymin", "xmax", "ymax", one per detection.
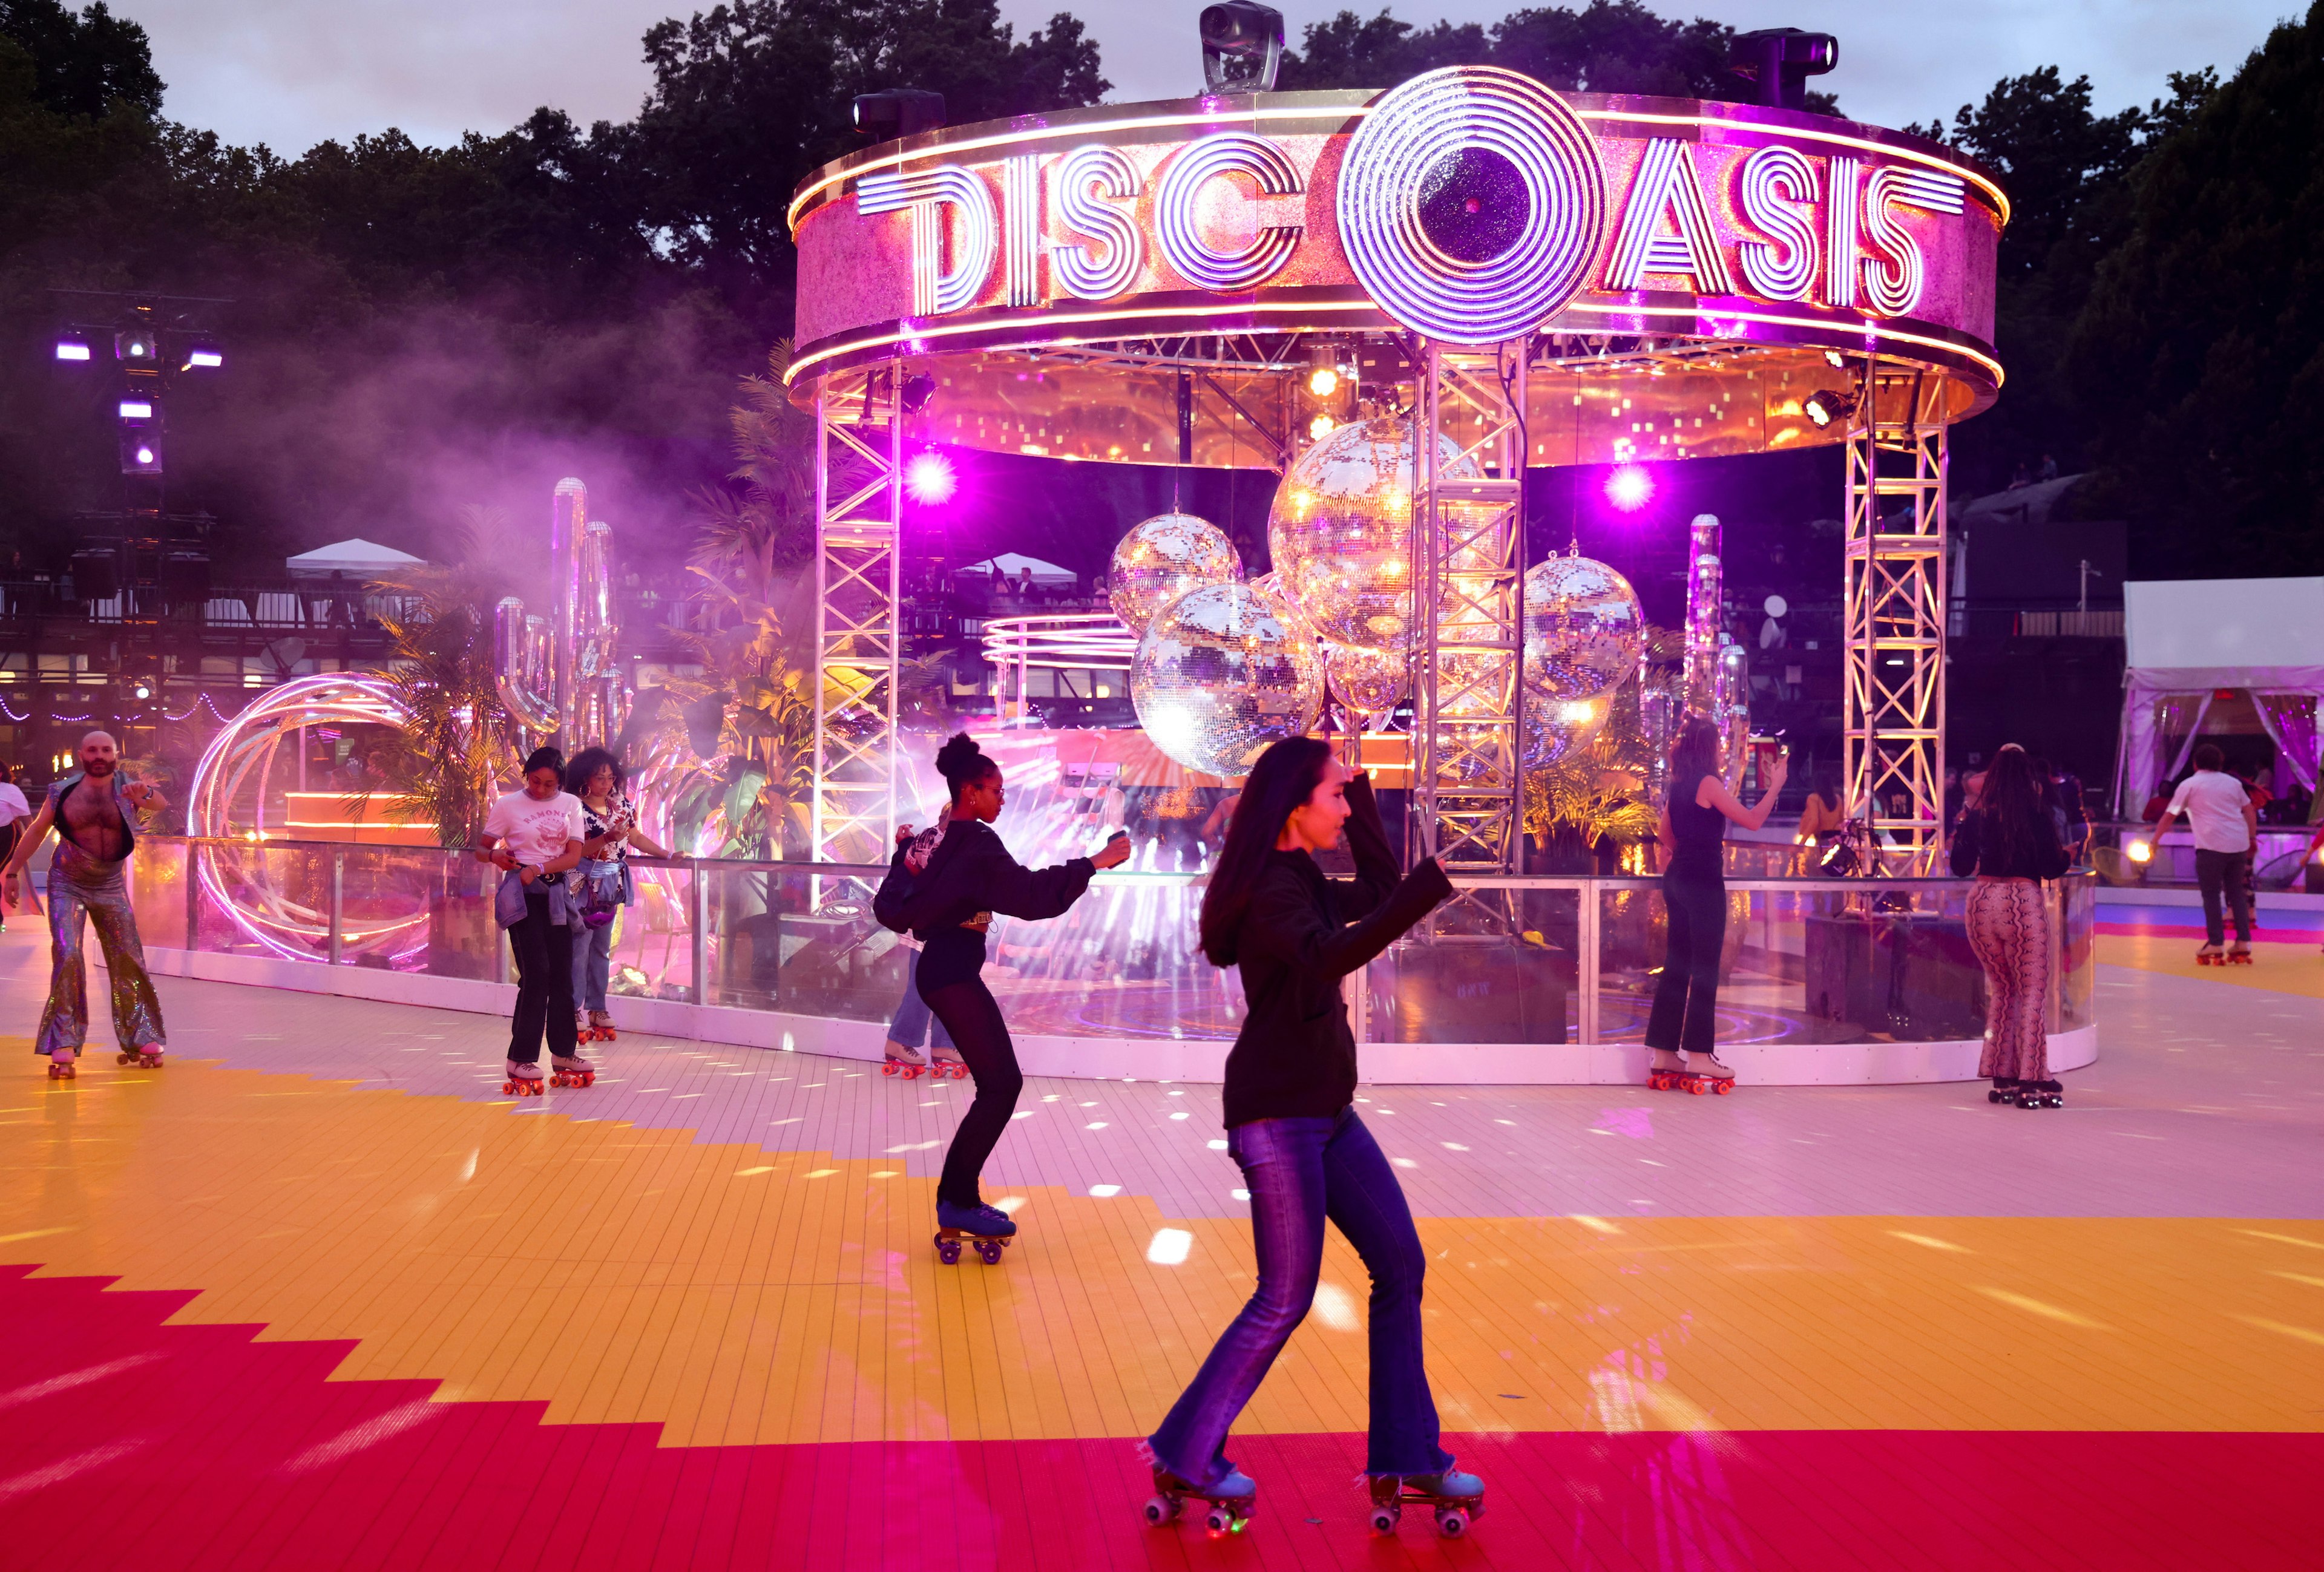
[
  {"xmin": 2156, "ymin": 744, "xmax": 2259, "ymax": 962},
  {"xmin": 0, "ymin": 761, "xmax": 29, "ymax": 935},
  {"xmin": 475, "ymin": 747, "xmax": 591, "ymax": 1089}
]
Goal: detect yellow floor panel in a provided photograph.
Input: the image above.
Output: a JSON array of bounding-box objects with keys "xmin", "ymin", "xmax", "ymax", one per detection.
[
  {"xmin": 2098, "ymin": 932, "xmax": 2324, "ymax": 995},
  {"xmin": 4, "ymin": 1055, "xmax": 2322, "ymax": 1446}
]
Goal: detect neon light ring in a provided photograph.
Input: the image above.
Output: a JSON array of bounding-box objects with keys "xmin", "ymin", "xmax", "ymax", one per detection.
[{"xmin": 185, "ymin": 675, "xmax": 432, "ymax": 964}]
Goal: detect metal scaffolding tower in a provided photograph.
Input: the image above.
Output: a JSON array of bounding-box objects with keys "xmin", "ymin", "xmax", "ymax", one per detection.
[
  {"xmin": 1411, "ymin": 341, "xmax": 1529, "ymax": 878},
  {"xmin": 811, "ymin": 368, "xmax": 904, "ymax": 868},
  {"xmin": 1842, "ymin": 363, "xmax": 1948, "ymax": 870}
]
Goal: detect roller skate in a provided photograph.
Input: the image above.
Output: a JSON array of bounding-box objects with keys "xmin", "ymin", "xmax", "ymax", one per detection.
[
  {"xmin": 587, "ymin": 1010, "xmax": 618, "ymax": 1041},
  {"xmin": 2194, "ymin": 943, "xmax": 2224, "ymax": 966},
  {"xmin": 1143, "ymin": 1464, "xmax": 1256, "ymax": 1536},
  {"xmin": 2228, "ymin": 943, "xmax": 2253, "ymax": 965},
  {"xmin": 931, "ymin": 1043, "xmax": 971, "ymax": 1080},
  {"xmin": 1988, "ymin": 1077, "xmax": 2020, "ymax": 1104},
  {"xmin": 502, "ymin": 1059, "xmax": 545, "ymax": 1096},
  {"xmin": 882, "ymin": 1040, "xmax": 929, "ymax": 1079},
  {"xmin": 2015, "ymin": 1079, "xmax": 2063, "ymax": 1109},
  {"xmin": 1672, "ymin": 1053, "xmax": 1738, "ymax": 1095},
  {"xmin": 549, "ymin": 1050, "xmax": 596, "ymax": 1089},
  {"xmin": 572, "ymin": 1008, "xmax": 595, "ymax": 1044},
  {"xmin": 933, "ymin": 1197, "xmax": 1016, "ymax": 1265},
  {"xmin": 1368, "ymin": 1469, "xmax": 1486, "ymax": 1538},
  {"xmin": 1646, "ymin": 1049, "xmax": 1686, "ymax": 1090},
  {"xmin": 116, "ymin": 1044, "xmax": 165, "ymax": 1069},
  {"xmin": 47, "ymin": 1047, "xmax": 76, "ymax": 1081}
]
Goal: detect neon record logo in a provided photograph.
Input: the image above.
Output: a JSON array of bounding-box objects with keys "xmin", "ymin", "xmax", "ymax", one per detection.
[{"xmin": 1337, "ymin": 66, "xmax": 1607, "ymax": 345}]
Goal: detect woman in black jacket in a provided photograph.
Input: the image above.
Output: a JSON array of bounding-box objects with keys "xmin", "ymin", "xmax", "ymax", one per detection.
[
  {"xmin": 875, "ymin": 734, "xmax": 1129, "ymax": 1257},
  {"xmin": 1949, "ymin": 744, "xmax": 2072, "ymax": 1108},
  {"xmin": 1141, "ymin": 737, "xmax": 1482, "ymax": 1538}
]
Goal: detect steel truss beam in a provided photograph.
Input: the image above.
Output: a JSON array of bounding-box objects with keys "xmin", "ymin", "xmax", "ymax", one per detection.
[
  {"xmin": 1842, "ymin": 364, "xmax": 1948, "ymax": 871},
  {"xmin": 812, "ymin": 368, "xmax": 902, "ymax": 868},
  {"xmin": 1411, "ymin": 341, "xmax": 1528, "ymax": 883}
]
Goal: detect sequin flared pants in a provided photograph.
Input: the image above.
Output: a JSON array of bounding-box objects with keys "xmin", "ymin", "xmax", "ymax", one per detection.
[
  {"xmin": 1965, "ymin": 876, "xmax": 2048, "ymax": 1082},
  {"xmin": 36, "ymin": 852, "xmax": 165, "ymax": 1056}
]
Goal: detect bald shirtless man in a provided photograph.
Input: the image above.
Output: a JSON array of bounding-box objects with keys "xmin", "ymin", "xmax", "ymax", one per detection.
[{"xmin": 1, "ymin": 732, "xmax": 169, "ymax": 1078}]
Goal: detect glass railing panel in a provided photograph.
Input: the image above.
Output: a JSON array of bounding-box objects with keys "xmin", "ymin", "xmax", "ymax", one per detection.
[
  {"xmin": 985, "ymin": 874, "xmax": 1240, "ymax": 1041},
  {"xmin": 336, "ymin": 845, "xmax": 497, "ymax": 978},
  {"xmin": 126, "ymin": 836, "xmax": 188, "ymax": 949},
  {"xmin": 604, "ymin": 858, "xmax": 699, "ymax": 1005},
  {"xmin": 186, "ymin": 843, "xmax": 335, "ymax": 960},
  {"xmin": 1366, "ymin": 886, "xmax": 1581, "ymax": 1044},
  {"xmin": 2055, "ymin": 873, "xmax": 2097, "ymax": 1033},
  {"xmin": 1598, "ymin": 880, "xmax": 1994, "ymax": 1046}
]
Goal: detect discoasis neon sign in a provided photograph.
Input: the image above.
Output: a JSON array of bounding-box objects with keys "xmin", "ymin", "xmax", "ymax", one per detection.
[{"xmin": 790, "ymin": 66, "xmax": 2004, "ymax": 387}]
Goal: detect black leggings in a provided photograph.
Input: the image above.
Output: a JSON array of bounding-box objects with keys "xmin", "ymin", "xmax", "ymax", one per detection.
[
  {"xmin": 920, "ymin": 977, "xmax": 1024, "ymax": 1208},
  {"xmin": 1644, "ymin": 872, "xmax": 1726, "ymax": 1056}
]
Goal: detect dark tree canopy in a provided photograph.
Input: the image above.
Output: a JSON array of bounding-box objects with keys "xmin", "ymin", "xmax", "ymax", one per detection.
[{"xmin": 0, "ymin": 0, "xmax": 160, "ymax": 119}]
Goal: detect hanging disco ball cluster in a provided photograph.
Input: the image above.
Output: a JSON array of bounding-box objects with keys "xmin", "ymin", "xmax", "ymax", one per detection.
[{"xmin": 1521, "ymin": 551, "xmax": 1644, "ymax": 766}]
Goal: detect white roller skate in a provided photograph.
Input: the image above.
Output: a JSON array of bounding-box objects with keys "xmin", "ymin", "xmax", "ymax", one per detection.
[
  {"xmin": 502, "ymin": 1059, "xmax": 545, "ymax": 1096},
  {"xmin": 549, "ymin": 1050, "xmax": 596, "ymax": 1089},
  {"xmin": 47, "ymin": 1047, "xmax": 77, "ymax": 1081},
  {"xmin": 882, "ymin": 1039, "xmax": 930, "ymax": 1079},
  {"xmin": 116, "ymin": 1043, "xmax": 165, "ymax": 1069}
]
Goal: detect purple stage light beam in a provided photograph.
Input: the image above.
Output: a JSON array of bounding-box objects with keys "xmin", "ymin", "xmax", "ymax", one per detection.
[
  {"xmin": 1605, "ymin": 464, "xmax": 1653, "ymax": 511},
  {"xmin": 905, "ymin": 449, "xmax": 958, "ymax": 505}
]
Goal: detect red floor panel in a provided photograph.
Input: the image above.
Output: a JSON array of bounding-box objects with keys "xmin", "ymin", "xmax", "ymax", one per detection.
[{"xmin": 0, "ymin": 1263, "xmax": 2311, "ymax": 1572}]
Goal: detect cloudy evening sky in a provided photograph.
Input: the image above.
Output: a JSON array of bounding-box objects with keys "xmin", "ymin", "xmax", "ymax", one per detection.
[{"xmin": 122, "ymin": 0, "xmax": 2295, "ymax": 153}]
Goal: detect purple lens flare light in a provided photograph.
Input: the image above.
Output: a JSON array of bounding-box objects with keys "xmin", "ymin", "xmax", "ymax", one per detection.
[
  {"xmin": 904, "ymin": 449, "xmax": 959, "ymax": 505},
  {"xmin": 1604, "ymin": 464, "xmax": 1654, "ymax": 512}
]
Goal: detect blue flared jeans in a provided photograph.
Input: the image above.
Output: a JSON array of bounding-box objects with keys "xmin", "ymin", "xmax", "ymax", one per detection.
[{"xmin": 1146, "ymin": 1107, "xmax": 1454, "ymax": 1486}]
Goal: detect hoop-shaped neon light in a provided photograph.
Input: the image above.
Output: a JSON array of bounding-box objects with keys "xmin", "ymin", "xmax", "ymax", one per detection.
[
  {"xmin": 185, "ymin": 675, "xmax": 430, "ymax": 964},
  {"xmin": 1336, "ymin": 65, "xmax": 1607, "ymax": 344}
]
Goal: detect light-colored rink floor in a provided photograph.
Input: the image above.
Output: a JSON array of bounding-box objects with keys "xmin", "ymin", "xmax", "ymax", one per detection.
[{"xmin": 0, "ymin": 920, "xmax": 2318, "ymax": 1569}]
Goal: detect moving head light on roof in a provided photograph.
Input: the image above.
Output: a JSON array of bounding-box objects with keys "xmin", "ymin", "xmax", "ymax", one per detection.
[
  {"xmin": 1730, "ymin": 28, "xmax": 1839, "ymax": 111},
  {"xmin": 1200, "ymin": 1, "xmax": 1283, "ymax": 93},
  {"xmin": 853, "ymin": 90, "xmax": 946, "ymax": 141}
]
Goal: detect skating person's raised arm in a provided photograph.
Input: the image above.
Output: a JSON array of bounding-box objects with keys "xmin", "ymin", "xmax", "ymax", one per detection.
[
  {"xmin": 974, "ymin": 827, "xmax": 1126, "ymax": 921},
  {"xmin": 1241, "ymin": 853, "xmax": 1450, "ymax": 984},
  {"xmin": 1324, "ymin": 771, "xmax": 1401, "ymax": 920}
]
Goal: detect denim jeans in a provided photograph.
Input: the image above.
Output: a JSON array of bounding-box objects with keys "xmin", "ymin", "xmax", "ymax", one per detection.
[
  {"xmin": 1146, "ymin": 1107, "xmax": 1453, "ymax": 1485},
  {"xmin": 885, "ymin": 948, "xmax": 953, "ymax": 1050},
  {"xmin": 570, "ymin": 912, "xmax": 615, "ymax": 1013}
]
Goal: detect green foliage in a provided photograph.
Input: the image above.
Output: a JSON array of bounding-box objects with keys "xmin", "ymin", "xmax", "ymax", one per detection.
[
  {"xmin": 1525, "ymin": 668, "xmax": 1661, "ymax": 856},
  {"xmin": 2066, "ymin": 10, "xmax": 2324, "ymax": 576},
  {"xmin": 1279, "ymin": 2, "xmax": 1836, "ymax": 111},
  {"xmin": 0, "ymin": 0, "xmax": 161, "ymax": 119},
  {"xmin": 356, "ymin": 509, "xmax": 524, "ymax": 848}
]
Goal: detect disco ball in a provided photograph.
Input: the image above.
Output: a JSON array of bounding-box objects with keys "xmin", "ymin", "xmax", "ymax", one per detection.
[
  {"xmin": 1267, "ymin": 415, "xmax": 1480, "ymax": 653},
  {"xmin": 1132, "ymin": 581, "xmax": 1323, "ymax": 778},
  {"xmin": 1523, "ymin": 554, "xmax": 1643, "ymax": 702},
  {"xmin": 1525, "ymin": 691, "xmax": 1613, "ymax": 767},
  {"xmin": 1327, "ymin": 641, "xmax": 1407, "ymax": 717},
  {"xmin": 1108, "ymin": 513, "xmax": 1240, "ymax": 633}
]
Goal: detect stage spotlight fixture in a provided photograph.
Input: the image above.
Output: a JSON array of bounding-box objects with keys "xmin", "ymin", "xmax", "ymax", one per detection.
[
  {"xmin": 54, "ymin": 339, "xmax": 90, "ymax": 362},
  {"xmin": 133, "ymin": 684, "xmax": 151, "ymax": 699},
  {"xmin": 853, "ymin": 90, "xmax": 946, "ymax": 140},
  {"xmin": 184, "ymin": 346, "xmax": 223, "ymax": 369},
  {"xmin": 901, "ymin": 372, "xmax": 937, "ymax": 414},
  {"xmin": 1802, "ymin": 388, "xmax": 1856, "ymax": 428},
  {"xmin": 1308, "ymin": 413, "xmax": 1336, "ymax": 440},
  {"xmin": 1604, "ymin": 464, "xmax": 1653, "ymax": 511},
  {"xmin": 115, "ymin": 331, "xmax": 156, "ymax": 364},
  {"xmin": 1200, "ymin": 0, "xmax": 1284, "ymax": 92},
  {"xmin": 904, "ymin": 450, "xmax": 957, "ymax": 505},
  {"xmin": 1730, "ymin": 28, "xmax": 1838, "ymax": 111},
  {"xmin": 1305, "ymin": 342, "xmax": 1340, "ymax": 398},
  {"xmin": 1823, "ymin": 349, "xmax": 1846, "ymax": 368},
  {"xmin": 118, "ymin": 398, "xmax": 154, "ymax": 422},
  {"xmin": 120, "ymin": 432, "xmax": 163, "ymax": 474}
]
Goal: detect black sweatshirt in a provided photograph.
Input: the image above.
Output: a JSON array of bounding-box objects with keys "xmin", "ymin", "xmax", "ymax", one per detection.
[
  {"xmin": 1220, "ymin": 773, "xmax": 1451, "ymax": 1127},
  {"xmin": 1947, "ymin": 807, "xmax": 2070, "ymax": 882},
  {"xmin": 873, "ymin": 818, "xmax": 1095, "ymax": 992}
]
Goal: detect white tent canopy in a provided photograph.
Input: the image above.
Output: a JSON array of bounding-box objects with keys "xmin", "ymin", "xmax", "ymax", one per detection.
[
  {"xmin": 2116, "ymin": 577, "xmax": 2324, "ymax": 814},
  {"xmin": 955, "ymin": 552, "xmax": 1077, "ymax": 584},
  {"xmin": 286, "ymin": 539, "xmax": 426, "ymax": 580}
]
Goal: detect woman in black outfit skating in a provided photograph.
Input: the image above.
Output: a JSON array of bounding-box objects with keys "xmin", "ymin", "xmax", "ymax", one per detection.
[
  {"xmin": 875, "ymin": 734, "xmax": 1130, "ymax": 1255},
  {"xmin": 1143, "ymin": 737, "xmax": 1483, "ymax": 1539},
  {"xmin": 1646, "ymin": 717, "xmax": 1787, "ymax": 1091}
]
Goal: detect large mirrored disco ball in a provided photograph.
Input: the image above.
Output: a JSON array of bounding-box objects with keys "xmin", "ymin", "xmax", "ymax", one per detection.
[
  {"xmin": 1108, "ymin": 513, "xmax": 1241, "ymax": 634},
  {"xmin": 1523, "ymin": 554, "xmax": 1643, "ymax": 702},
  {"xmin": 1268, "ymin": 415, "xmax": 1480, "ymax": 653},
  {"xmin": 1524, "ymin": 690, "xmax": 1613, "ymax": 768},
  {"xmin": 1326, "ymin": 641, "xmax": 1407, "ymax": 717},
  {"xmin": 1132, "ymin": 581, "xmax": 1323, "ymax": 778}
]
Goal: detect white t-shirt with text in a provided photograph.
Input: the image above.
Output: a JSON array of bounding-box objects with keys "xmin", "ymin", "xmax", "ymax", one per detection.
[
  {"xmin": 2164, "ymin": 770, "xmax": 2252, "ymax": 854},
  {"xmin": 484, "ymin": 790, "xmax": 585, "ymax": 868}
]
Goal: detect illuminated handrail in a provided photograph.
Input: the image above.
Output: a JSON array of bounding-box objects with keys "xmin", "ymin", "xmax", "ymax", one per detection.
[{"xmin": 979, "ymin": 611, "xmax": 1138, "ymax": 672}]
